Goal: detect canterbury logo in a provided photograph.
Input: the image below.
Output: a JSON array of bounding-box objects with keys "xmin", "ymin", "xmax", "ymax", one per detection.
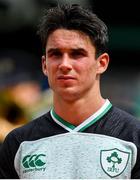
[{"xmin": 22, "ymin": 154, "xmax": 46, "ymax": 168}]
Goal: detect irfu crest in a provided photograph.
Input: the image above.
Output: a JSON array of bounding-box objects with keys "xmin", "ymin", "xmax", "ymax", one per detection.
[{"xmin": 100, "ymin": 148, "xmax": 130, "ymax": 178}]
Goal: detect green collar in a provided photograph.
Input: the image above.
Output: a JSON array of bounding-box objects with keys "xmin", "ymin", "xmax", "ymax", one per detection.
[{"xmin": 50, "ymin": 99, "xmax": 112, "ymax": 132}]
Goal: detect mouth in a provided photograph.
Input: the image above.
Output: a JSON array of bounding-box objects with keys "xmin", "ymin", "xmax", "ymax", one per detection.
[{"xmin": 57, "ymin": 75, "xmax": 76, "ymax": 80}]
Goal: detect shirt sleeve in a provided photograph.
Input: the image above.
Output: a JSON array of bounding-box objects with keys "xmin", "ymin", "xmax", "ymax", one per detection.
[
  {"xmin": 0, "ymin": 131, "xmax": 19, "ymax": 178},
  {"xmin": 131, "ymin": 145, "xmax": 140, "ymax": 179}
]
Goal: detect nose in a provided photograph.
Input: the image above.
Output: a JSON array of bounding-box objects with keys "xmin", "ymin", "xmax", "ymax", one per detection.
[{"xmin": 58, "ymin": 54, "xmax": 72, "ymax": 73}]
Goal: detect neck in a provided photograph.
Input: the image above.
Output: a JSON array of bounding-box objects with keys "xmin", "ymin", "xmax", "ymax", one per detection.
[{"xmin": 53, "ymin": 91, "xmax": 105, "ymax": 126}]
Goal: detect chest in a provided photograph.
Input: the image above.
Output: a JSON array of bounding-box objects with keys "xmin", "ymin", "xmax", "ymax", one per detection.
[{"xmin": 14, "ymin": 133, "xmax": 136, "ymax": 179}]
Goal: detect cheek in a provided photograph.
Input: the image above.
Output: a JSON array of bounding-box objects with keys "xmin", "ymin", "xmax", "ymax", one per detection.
[
  {"xmin": 83, "ymin": 65, "xmax": 97, "ymax": 84},
  {"xmin": 80, "ymin": 62, "xmax": 97, "ymax": 76},
  {"xmin": 47, "ymin": 63, "xmax": 57, "ymax": 80}
]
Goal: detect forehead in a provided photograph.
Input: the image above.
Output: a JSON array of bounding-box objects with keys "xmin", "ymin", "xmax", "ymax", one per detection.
[{"xmin": 46, "ymin": 29, "xmax": 94, "ymax": 50}]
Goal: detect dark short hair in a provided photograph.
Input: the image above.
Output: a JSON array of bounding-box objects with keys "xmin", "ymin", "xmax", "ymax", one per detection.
[{"xmin": 37, "ymin": 4, "xmax": 108, "ymax": 57}]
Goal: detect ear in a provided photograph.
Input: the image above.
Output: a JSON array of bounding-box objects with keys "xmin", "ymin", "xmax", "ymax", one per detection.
[
  {"xmin": 42, "ymin": 55, "xmax": 48, "ymax": 76},
  {"xmin": 96, "ymin": 53, "xmax": 110, "ymax": 74}
]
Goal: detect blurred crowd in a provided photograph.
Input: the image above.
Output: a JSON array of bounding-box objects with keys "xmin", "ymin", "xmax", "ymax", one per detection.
[{"xmin": 0, "ymin": 50, "xmax": 53, "ymax": 146}]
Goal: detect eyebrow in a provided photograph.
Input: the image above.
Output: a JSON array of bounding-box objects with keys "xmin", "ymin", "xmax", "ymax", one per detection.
[
  {"xmin": 71, "ymin": 48, "xmax": 87, "ymax": 53},
  {"xmin": 47, "ymin": 48, "xmax": 60, "ymax": 54},
  {"xmin": 47, "ymin": 48, "xmax": 87, "ymax": 53}
]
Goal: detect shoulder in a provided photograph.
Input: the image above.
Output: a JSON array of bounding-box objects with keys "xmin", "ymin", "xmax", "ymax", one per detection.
[
  {"xmin": 101, "ymin": 105, "xmax": 140, "ymax": 144},
  {"xmin": 108, "ymin": 106, "xmax": 140, "ymax": 143},
  {"xmin": 6, "ymin": 112, "xmax": 52, "ymax": 143},
  {"xmin": 110, "ymin": 106, "xmax": 140, "ymax": 126}
]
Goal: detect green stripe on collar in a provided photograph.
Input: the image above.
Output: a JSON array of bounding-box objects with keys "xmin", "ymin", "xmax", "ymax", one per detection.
[
  {"xmin": 51, "ymin": 109, "xmax": 76, "ymax": 130},
  {"xmin": 77, "ymin": 103, "xmax": 112, "ymax": 132},
  {"xmin": 51, "ymin": 99, "xmax": 112, "ymax": 132}
]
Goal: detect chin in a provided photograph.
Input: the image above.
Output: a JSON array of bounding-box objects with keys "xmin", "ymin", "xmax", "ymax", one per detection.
[{"xmin": 58, "ymin": 89, "xmax": 81, "ymax": 101}]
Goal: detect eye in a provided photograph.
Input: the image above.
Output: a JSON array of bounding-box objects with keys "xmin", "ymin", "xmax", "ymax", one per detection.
[
  {"xmin": 47, "ymin": 49, "xmax": 62, "ymax": 58},
  {"xmin": 70, "ymin": 49, "xmax": 87, "ymax": 59}
]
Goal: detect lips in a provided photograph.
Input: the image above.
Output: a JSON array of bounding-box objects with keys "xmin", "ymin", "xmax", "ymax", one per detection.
[{"xmin": 57, "ymin": 75, "xmax": 76, "ymax": 80}]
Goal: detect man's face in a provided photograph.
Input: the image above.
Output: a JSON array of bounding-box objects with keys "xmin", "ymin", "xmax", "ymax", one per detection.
[{"xmin": 42, "ymin": 29, "xmax": 108, "ymax": 101}]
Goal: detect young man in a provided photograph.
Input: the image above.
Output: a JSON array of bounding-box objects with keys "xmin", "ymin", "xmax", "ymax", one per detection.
[{"xmin": 0, "ymin": 4, "xmax": 140, "ymax": 179}]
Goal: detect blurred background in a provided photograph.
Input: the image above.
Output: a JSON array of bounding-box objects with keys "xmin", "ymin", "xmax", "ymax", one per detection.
[{"xmin": 0, "ymin": 0, "xmax": 140, "ymax": 143}]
